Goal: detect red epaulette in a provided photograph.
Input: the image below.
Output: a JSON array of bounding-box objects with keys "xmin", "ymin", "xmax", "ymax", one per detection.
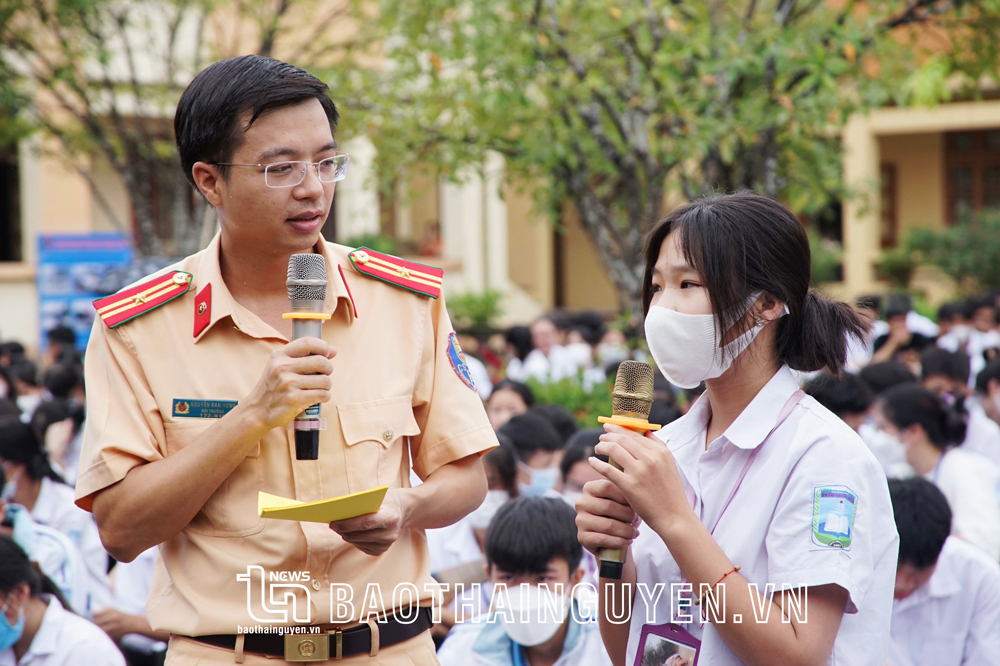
[
  {"xmin": 93, "ymin": 271, "xmax": 193, "ymax": 329},
  {"xmin": 347, "ymin": 248, "xmax": 444, "ymax": 299}
]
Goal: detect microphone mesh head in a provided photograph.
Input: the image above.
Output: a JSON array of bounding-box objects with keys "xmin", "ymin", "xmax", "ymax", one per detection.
[
  {"xmin": 611, "ymin": 360, "xmax": 654, "ymax": 419},
  {"xmin": 286, "ymin": 253, "xmax": 327, "ymax": 301}
]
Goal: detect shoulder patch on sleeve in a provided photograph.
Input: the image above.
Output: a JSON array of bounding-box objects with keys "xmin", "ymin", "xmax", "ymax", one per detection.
[
  {"xmin": 347, "ymin": 247, "xmax": 443, "ymax": 299},
  {"xmin": 811, "ymin": 485, "xmax": 857, "ymax": 551},
  {"xmin": 447, "ymin": 332, "xmax": 477, "ymax": 392},
  {"xmin": 93, "ymin": 271, "xmax": 193, "ymax": 329}
]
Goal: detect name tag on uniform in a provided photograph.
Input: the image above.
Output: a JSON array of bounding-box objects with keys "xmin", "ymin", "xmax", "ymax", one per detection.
[{"xmin": 173, "ymin": 399, "xmax": 238, "ymax": 419}]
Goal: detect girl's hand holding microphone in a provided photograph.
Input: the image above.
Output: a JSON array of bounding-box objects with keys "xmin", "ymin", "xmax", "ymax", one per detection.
[
  {"xmin": 574, "ymin": 476, "xmax": 641, "ymax": 558},
  {"xmin": 589, "ymin": 424, "xmax": 694, "ymax": 542}
]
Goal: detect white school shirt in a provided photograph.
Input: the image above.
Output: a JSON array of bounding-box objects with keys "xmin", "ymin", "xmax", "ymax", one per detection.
[
  {"xmin": 8, "ymin": 505, "xmax": 89, "ymax": 615},
  {"xmin": 924, "ymin": 447, "xmax": 1000, "ymax": 561},
  {"xmin": 889, "ymin": 537, "xmax": 1000, "ymax": 666},
  {"xmin": 626, "ymin": 365, "xmax": 899, "ymax": 666},
  {"xmin": 961, "ymin": 402, "xmax": 1000, "ymax": 467},
  {"xmin": 31, "ymin": 477, "xmax": 111, "ymax": 611},
  {"xmin": 0, "ymin": 595, "xmax": 125, "ymax": 666}
]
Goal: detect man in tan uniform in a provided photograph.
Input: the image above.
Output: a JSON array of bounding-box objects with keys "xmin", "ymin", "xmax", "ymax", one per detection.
[{"xmin": 75, "ymin": 55, "xmax": 498, "ymax": 664}]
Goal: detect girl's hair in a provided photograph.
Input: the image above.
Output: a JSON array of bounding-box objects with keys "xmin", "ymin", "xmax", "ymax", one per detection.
[
  {"xmin": 483, "ymin": 434, "xmax": 519, "ymax": 497},
  {"xmin": 641, "ymin": 192, "xmax": 864, "ymax": 375},
  {"xmin": 0, "ymin": 535, "xmax": 73, "ymax": 610},
  {"xmin": 879, "ymin": 383, "xmax": 967, "ymax": 450},
  {"xmin": 490, "ymin": 380, "xmax": 535, "ymax": 408},
  {"xmin": 0, "ymin": 417, "xmax": 66, "ymax": 484},
  {"xmin": 505, "ymin": 326, "xmax": 534, "ymax": 362}
]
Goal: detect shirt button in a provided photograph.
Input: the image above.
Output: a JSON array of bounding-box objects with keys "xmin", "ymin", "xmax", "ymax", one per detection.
[
  {"xmin": 383, "ymin": 429, "xmax": 394, "ymax": 442},
  {"xmin": 311, "ymin": 579, "xmax": 321, "ymax": 591}
]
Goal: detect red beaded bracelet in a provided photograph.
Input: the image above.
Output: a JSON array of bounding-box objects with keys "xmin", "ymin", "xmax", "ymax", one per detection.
[{"xmin": 694, "ymin": 564, "xmax": 742, "ymax": 606}]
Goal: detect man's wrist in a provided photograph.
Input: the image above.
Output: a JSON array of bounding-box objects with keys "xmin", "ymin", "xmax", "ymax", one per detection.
[{"xmin": 395, "ymin": 487, "xmax": 417, "ymax": 530}]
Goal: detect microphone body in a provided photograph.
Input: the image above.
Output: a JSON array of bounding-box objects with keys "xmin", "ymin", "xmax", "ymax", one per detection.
[
  {"xmin": 285, "ymin": 253, "xmax": 331, "ymax": 460},
  {"xmin": 596, "ymin": 360, "xmax": 661, "ymax": 579}
]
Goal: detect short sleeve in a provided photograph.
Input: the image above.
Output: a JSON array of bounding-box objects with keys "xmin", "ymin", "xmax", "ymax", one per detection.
[
  {"xmin": 409, "ymin": 290, "xmax": 498, "ymax": 480},
  {"xmin": 75, "ymin": 319, "xmax": 165, "ymax": 512},
  {"xmin": 765, "ymin": 432, "xmax": 898, "ymax": 614}
]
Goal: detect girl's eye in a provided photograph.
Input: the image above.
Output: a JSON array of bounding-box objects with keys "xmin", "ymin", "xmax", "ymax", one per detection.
[
  {"xmin": 680, "ymin": 281, "xmax": 700, "ymax": 289},
  {"xmin": 650, "ymin": 284, "xmax": 662, "ymax": 294}
]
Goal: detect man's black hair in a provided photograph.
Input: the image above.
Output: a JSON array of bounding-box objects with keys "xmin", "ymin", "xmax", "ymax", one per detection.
[
  {"xmin": 485, "ymin": 497, "xmax": 583, "ymax": 575},
  {"xmin": 975, "ymin": 357, "xmax": 1000, "ymax": 395},
  {"xmin": 490, "ymin": 380, "xmax": 535, "ymax": 408},
  {"xmin": 43, "ymin": 364, "xmax": 83, "ymax": 400},
  {"xmin": 858, "ymin": 361, "xmax": 915, "ymax": 395},
  {"xmin": 888, "ymin": 477, "xmax": 951, "ymax": 569},
  {"xmin": 804, "ymin": 372, "xmax": 874, "ymax": 417},
  {"xmin": 497, "ymin": 412, "xmax": 563, "ymax": 462},
  {"xmin": 920, "ymin": 347, "xmax": 970, "ymax": 384},
  {"xmin": 529, "ymin": 404, "xmax": 578, "ymax": 444},
  {"xmin": 559, "ymin": 428, "xmax": 602, "ymax": 482},
  {"xmin": 174, "ymin": 55, "xmax": 339, "ymax": 188},
  {"xmin": 505, "ymin": 326, "xmax": 533, "ymax": 362},
  {"xmin": 46, "ymin": 326, "xmax": 76, "ymax": 348},
  {"xmin": 8, "ymin": 360, "xmax": 37, "ymax": 388},
  {"xmin": 937, "ymin": 302, "xmax": 968, "ymax": 323}
]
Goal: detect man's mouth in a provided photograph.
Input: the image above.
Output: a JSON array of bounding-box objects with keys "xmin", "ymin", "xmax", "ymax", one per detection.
[{"xmin": 287, "ymin": 211, "xmax": 324, "ymax": 230}]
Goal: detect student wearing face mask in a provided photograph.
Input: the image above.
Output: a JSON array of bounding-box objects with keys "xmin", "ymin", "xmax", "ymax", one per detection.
[
  {"xmin": 497, "ymin": 412, "xmax": 565, "ymax": 498},
  {"xmin": 438, "ymin": 497, "xmax": 611, "ymax": 666},
  {"xmin": 0, "ymin": 535, "xmax": 124, "ymax": 666},
  {"xmin": 874, "ymin": 383, "xmax": 1000, "ymax": 561},
  {"xmin": 576, "ymin": 193, "xmax": 898, "ymax": 666}
]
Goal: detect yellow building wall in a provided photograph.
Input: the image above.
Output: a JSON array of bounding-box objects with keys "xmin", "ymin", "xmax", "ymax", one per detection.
[
  {"xmin": 505, "ymin": 183, "xmax": 554, "ymax": 310},
  {"xmin": 878, "ymin": 133, "xmax": 946, "ymax": 236},
  {"xmin": 560, "ymin": 206, "xmax": 619, "ymax": 312}
]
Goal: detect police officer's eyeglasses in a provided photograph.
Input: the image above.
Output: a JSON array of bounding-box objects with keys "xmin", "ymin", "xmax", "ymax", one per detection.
[{"xmin": 214, "ymin": 153, "xmax": 350, "ymax": 188}]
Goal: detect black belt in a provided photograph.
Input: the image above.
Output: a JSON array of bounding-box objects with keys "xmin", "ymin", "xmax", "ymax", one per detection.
[{"xmin": 185, "ymin": 606, "xmax": 432, "ymax": 662}]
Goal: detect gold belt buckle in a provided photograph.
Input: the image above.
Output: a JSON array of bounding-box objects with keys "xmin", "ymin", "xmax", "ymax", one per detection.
[{"xmin": 283, "ymin": 630, "xmax": 334, "ymax": 662}]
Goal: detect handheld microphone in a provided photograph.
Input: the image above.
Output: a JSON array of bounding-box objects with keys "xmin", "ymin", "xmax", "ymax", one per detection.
[
  {"xmin": 285, "ymin": 253, "xmax": 331, "ymax": 460},
  {"xmin": 596, "ymin": 360, "xmax": 661, "ymax": 579}
]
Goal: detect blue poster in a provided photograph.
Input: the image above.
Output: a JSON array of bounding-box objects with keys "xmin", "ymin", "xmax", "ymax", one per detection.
[{"xmin": 37, "ymin": 234, "xmax": 133, "ymax": 351}]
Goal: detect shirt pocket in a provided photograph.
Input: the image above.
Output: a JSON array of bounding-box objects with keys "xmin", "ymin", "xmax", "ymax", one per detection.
[
  {"xmin": 162, "ymin": 420, "xmax": 265, "ymax": 538},
  {"xmin": 337, "ymin": 396, "xmax": 421, "ymax": 494}
]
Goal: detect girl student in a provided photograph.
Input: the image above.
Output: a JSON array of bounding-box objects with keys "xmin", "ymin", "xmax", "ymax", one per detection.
[{"xmin": 576, "ymin": 193, "xmax": 898, "ymax": 666}]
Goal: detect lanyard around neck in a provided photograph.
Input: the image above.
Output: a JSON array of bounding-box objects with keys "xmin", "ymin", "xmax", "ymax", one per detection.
[{"xmin": 707, "ymin": 390, "xmax": 805, "ymax": 535}]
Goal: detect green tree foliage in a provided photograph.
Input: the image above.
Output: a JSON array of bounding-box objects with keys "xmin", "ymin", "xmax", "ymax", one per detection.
[
  {"xmin": 907, "ymin": 209, "xmax": 1000, "ymax": 295},
  {"xmin": 333, "ymin": 0, "xmax": 1000, "ymax": 310},
  {"xmin": 0, "ymin": 0, "xmax": 353, "ymax": 255}
]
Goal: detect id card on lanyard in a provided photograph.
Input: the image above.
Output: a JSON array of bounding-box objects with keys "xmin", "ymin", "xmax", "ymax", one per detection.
[{"xmin": 636, "ymin": 390, "xmax": 805, "ymax": 657}]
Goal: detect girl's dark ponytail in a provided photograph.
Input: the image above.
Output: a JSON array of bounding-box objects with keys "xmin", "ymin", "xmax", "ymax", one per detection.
[
  {"xmin": 776, "ymin": 291, "xmax": 866, "ymax": 375},
  {"xmin": 881, "ymin": 383, "xmax": 967, "ymax": 450}
]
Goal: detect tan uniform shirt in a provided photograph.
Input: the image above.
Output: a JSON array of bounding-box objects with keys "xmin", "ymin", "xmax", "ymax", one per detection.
[{"xmin": 75, "ymin": 233, "xmax": 497, "ymax": 636}]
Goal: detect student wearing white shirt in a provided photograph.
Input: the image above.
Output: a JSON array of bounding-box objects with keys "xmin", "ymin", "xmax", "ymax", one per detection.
[
  {"xmin": 874, "ymin": 383, "xmax": 1000, "ymax": 561},
  {"xmin": 0, "ymin": 535, "xmax": 124, "ymax": 666},
  {"xmin": 921, "ymin": 347, "xmax": 1000, "ymax": 465},
  {"xmin": 888, "ymin": 477, "xmax": 1000, "ymax": 666},
  {"xmin": 937, "ymin": 296, "xmax": 1000, "ymax": 387},
  {"xmin": 575, "ymin": 193, "xmax": 898, "ymax": 666},
  {"xmin": 0, "ymin": 419, "xmax": 110, "ymax": 612},
  {"xmin": 438, "ymin": 497, "xmax": 611, "ymax": 666}
]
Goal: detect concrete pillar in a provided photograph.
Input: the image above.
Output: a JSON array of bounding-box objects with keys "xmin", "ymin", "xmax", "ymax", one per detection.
[
  {"xmin": 842, "ymin": 114, "xmax": 880, "ymax": 297},
  {"xmin": 483, "ymin": 151, "xmax": 508, "ymax": 291},
  {"xmin": 439, "ymin": 166, "xmax": 485, "ymax": 293},
  {"xmin": 334, "ymin": 135, "xmax": 379, "ymax": 243}
]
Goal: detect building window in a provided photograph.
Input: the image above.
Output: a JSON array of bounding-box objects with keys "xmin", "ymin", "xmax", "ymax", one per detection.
[
  {"xmin": 0, "ymin": 144, "xmax": 20, "ymax": 262},
  {"xmin": 945, "ymin": 129, "xmax": 1000, "ymax": 223},
  {"xmin": 880, "ymin": 163, "xmax": 898, "ymax": 248}
]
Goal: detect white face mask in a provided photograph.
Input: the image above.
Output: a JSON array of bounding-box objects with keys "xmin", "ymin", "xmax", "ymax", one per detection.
[
  {"xmin": 498, "ymin": 584, "xmax": 570, "ymax": 646},
  {"xmin": 467, "ymin": 489, "xmax": 508, "ymax": 530},
  {"xmin": 564, "ymin": 342, "xmax": 593, "ymax": 369},
  {"xmin": 596, "ymin": 343, "xmax": 629, "ymax": 366},
  {"xmin": 517, "ymin": 461, "xmax": 560, "ymax": 497},
  {"xmin": 644, "ymin": 292, "xmax": 788, "ymax": 389}
]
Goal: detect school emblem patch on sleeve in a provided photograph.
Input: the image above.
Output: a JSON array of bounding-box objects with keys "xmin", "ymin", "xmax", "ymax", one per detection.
[
  {"xmin": 447, "ymin": 332, "xmax": 477, "ymax": 392},
  {"xmin": 811, "ymin": 485, "xmax": 857, "ymax": 551}
]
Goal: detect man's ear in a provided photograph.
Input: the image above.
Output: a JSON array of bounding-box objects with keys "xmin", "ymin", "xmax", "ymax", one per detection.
[
  {"xmin": 569, "ymin": 565, "xmax": 586, "ymax": 589},
  {"xmin": 191, "ymin": 162, "xmax": 225, "ymax": 208}
]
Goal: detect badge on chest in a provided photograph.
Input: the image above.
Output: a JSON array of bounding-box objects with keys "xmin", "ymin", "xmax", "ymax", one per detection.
[{"xmin": 172, "ymin": 398, "xmax": 238, "ymax": 419}]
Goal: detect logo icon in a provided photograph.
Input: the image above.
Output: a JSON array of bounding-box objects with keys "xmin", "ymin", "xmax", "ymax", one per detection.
[{"xmin": 237, "ymin": 565, "xmax": 312, "ymax": 624}]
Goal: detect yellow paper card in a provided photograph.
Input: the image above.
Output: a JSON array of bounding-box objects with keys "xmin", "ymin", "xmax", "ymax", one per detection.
[{"xmin": 257, "ymin": 486, "xmax": 388, "ymax": 523}]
